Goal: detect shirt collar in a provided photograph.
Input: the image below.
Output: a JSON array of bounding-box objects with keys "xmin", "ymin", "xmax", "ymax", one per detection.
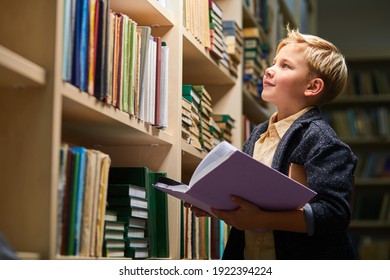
[{"xmin": 269, "ymin": 107, "xmax": 314, "ymax": 139}]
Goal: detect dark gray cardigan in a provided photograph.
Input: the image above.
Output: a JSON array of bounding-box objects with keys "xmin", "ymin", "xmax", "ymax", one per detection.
[{"xmin": 223, "ymin": 107, "xmax": 358, "ymax": 260}]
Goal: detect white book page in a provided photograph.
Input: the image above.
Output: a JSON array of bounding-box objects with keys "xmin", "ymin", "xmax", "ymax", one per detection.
[{"xmin": 189, "ymin": 141, "xmax": 237, "ymax": 187}]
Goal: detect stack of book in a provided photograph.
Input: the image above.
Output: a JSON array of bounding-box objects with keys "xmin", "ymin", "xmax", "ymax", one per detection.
[
  {"xmin": 193, "ymin": 85, "xmax": 213, "ymax": 151},
  {"xmin": 183, "ymin": 84, "xmax": 203, "ymax": 151},
  {"xmin": 57, "ymin": 145, "xmax": 111, "ymax": 257},
  {"xmin": 210, "ymin": 118, "xmax": 223, "ymax": 147},
  {"xmin": 208, "ymin": 0, "xmax": 227, "ymax": 65},
  {"xmin": 106, "ymin": 182, "xmax": 149, "ymax": 258},
  {"xmin": 108, "ymin": 167, "xmax": 169, "ymax": 259},
  {"xmin": 243, "ymin": 27, "xmax": 268, "ymax": 99},
  {"xmin": 181, "ymin": 97, "xmax": 193, "ymax": 144},
  {"xmin": 103, "ymin": 210, "xmax": 127, "ymax": 258},
  {"xmin": 222, "ymin": 20, "xmax": 243, "ymax": 78},
  {"xmin": 212, "ymin": 114, "xmax": 235, "ymax": 143}
]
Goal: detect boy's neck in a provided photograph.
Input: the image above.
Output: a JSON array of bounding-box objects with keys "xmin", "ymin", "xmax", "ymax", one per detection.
[{"xmin": 276, "ymin": 106, "xmax": 314, "ymax": 122}]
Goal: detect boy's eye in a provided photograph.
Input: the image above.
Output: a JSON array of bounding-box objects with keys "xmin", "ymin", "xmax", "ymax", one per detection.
[{"xmin": 281, "ymin": 63, "xmax": 290, "ymax": 69}]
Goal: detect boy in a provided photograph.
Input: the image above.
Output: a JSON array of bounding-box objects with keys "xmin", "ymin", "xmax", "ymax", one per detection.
[{"xmin": 188, "ymin": 27, "xmax": 357, "ymax": 259}]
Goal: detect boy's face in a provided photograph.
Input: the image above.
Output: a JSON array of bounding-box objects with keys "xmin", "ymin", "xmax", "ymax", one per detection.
[{"xmin": 262, "ymin": 44, "xmax": 311, "ymax": 110}]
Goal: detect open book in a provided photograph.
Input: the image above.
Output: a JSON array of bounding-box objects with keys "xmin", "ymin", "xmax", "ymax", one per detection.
[{"xmin": 154, "ymin": 141, "xmax": 316, "ymax": 215}]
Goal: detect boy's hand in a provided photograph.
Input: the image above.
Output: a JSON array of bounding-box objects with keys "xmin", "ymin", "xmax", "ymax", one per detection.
[{"xmin": 211, "ymin": 195, "xmax": 264, "ymax": 231}]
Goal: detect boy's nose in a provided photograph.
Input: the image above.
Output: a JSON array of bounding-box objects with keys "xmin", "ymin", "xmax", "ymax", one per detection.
[{"xmin": 264, "ymin": 67, "xmax": 275, "ymax": 78}]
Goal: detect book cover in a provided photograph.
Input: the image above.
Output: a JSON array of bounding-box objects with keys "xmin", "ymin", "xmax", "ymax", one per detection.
[{"xmin": 154, "ymin": 141, "xmax": 316, "ymax": 216}]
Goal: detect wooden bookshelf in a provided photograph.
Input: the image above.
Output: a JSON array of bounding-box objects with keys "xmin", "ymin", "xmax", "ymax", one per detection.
[
  {"xmin": 0, "ymin": 0, "xmax": 316, "ymax": 260},
  {"xmin": 323, "ymin": 59, "xmax": 390, "ymax": 259},
  {"xmin": 0, "ymin": 45, "xmax": 46, "ymax": 88}
]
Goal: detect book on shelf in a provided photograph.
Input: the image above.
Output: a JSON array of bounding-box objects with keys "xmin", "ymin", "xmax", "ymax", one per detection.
[
  {"xmin": 57, "ymin": 145, "xmax": 111, "ymax": 257},
  {"xmin": 212, "ymin": 114, "xmax": 235, "ymax": 143},
  {"xmin": 125, "ymin": 247, "xmax": 149, "ymax": 259},
  {"xmin": 104, "ymin": 220, "xmax": 126, "ymax": 231},
  {"xmin": 107, "ymin": 183, "xmax": 147, "ymax": 198},
  {"xmin": 94, "ymin": 0, "xmax": 110, "ymax": 101},
  {"xmin": 61, "ymin": 6, "xmax": 168, "ymax": 128},
  {"xmin": 107, "ymin": 195, "xmax": 148, "ymax": 209},
  {"xmin": 102, "ymin": 209, "xmax": 128, "ymax": 258},
  {"xmin": 154, "ymin": 141, "xmax": 316, "ymax": 224},
  {"xmin": 108, "ymin": 167, "xmax": 169, "ymax": 258},
  {"xmin": 109, "ymin": 205, "xmax": 149, "ymax": 220}
]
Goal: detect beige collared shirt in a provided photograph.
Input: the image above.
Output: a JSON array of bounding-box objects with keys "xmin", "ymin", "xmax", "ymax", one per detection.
[{"xmin": 244, "ymin": 107, "xmax": 312, "ymax": 260}]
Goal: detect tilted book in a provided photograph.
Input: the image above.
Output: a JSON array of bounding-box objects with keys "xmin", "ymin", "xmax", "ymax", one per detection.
[{"xmin": 154, "ymin": 141, "xmax": 316, "ymax": 215}]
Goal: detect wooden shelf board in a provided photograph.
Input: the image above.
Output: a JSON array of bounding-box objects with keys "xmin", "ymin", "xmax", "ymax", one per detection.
[
  {"xmin": 110, "ymin": 0, "xmax": 175, "ymax": 27},
  {"xmin": 61, "ymin": 82, "xmax": 173, "ymax": 146},
  {"xmin": 182, "ymin": 29, "xmax": 236, "ymax": 86},
  {"xmin": 0, "ymin": 45, "xmax": 46, "ymax": 88}
]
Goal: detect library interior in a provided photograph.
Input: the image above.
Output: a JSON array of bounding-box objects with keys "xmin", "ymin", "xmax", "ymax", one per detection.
[{"xmin": 0, "ymin": 0, "xmax": 389, "ymax": 260}]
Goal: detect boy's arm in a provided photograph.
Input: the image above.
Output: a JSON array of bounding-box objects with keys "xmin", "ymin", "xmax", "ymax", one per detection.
[{"xmin": 211, "ymin": 195, "xmax": 308, "ymax": 233}]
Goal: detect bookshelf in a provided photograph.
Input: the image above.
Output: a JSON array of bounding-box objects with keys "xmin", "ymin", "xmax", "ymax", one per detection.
[
  {"xmin": 0, "ymin": 0, "xmax": 316, "ymax": 260},
  {"xmin": 322, "ymin": 59, "xmax": 390, "ymax": 259}
]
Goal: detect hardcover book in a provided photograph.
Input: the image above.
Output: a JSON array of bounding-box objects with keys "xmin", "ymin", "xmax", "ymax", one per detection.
[{"xmin": 154, "ymin": 141, "xmax": 316, "ymax": 216}]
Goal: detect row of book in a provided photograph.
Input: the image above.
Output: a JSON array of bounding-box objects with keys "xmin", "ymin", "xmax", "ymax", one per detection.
[
  {"xmin": 355, "ymin": 152, "xmax": 390, "ymax": 179},
  {"xmin": 322, "ymin": 107, "xmax": 390, "ymax": 139},
  {"xmin": 181, "ymin": 206, "xmax": 229, "ymax": 260},
  {"xmin": 57, "ymin": 144, "xmax": 111, "ymax": 257},
  {"xmin": 62, "ymin": 0, "xmax": 169, "ymax": 128},
  {"xmin": 57, "ymin": 145, "xmax": 170, "ymax": 259},
  {"xmin": 183, "ymin": 0, "xmax": 243, "ymax": 79},
  {"xmin": 345, "ymin": 69, "xmax": 390, "ymax": 96}
]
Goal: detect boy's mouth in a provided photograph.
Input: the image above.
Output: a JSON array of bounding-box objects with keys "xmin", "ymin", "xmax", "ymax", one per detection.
[{"xmin": 263, "ymin": 79, "xmax": 275, "ymax": 87}]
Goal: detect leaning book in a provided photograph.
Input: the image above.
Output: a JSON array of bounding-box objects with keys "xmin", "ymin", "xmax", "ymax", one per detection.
[{"xmin": 154, "ymin": 141, "xmax": 316, "ymax": 215}]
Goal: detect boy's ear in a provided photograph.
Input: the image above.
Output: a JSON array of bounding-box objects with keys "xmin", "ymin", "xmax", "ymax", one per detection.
[{"xmin": 305, "ymin": 78, "xmax": 324, "ymax": 97}]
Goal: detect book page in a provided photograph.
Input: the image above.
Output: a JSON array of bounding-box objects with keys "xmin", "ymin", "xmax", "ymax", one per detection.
[{"xmin": 189, "ymin": 141, "xmax": 237, "ymax": 186}]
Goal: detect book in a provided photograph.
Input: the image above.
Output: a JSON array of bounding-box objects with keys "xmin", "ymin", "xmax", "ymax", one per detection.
[
  {"xmin": 107, "ymin": 183, "xmax": 146, "ymax": 198},
  {"xmin": 154, "ymin": 141, "xmax": 316, "ymax": 217},
  {"xmin": 107, "ymin": 195, "xmax": 148, "ymax": 209}
]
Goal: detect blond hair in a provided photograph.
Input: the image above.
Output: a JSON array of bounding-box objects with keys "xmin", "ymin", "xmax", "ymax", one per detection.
[{"xmin": 276, "ymin": 27, "xmax": 348, "ymax": 105}]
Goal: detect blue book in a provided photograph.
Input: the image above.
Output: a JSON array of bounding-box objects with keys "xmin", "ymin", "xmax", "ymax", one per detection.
[
  {"xmin": 72, "ymin": 0, "xmax": 82, "ymax": 88},
  {"xmin": 79, "ymin": 0, "xmax": 90, "ymax": 92},
  {"xmin": 70, "ymin": 147, "xmax": 87, "ymax": 255}
]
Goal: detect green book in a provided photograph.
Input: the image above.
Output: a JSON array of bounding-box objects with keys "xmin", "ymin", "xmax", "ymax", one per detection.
[
  {"xmin": 121, "ymin": 15, "xmax": 130, "ymax": 113},
  {"xmin": 128, "ymin": 20, "xmax": 137, "ymax": 115},
  {"xmin": 107, "ymin": 183, "xmax": 146, "ymax": 199},
  {"xmin": 125, "ymin": 247, "xmax": 149, "ymax": 259},
  {"xmin": 212, "ymin": 114, "xmax": 235, "ymax": 127},
  {"xmin": 150, "ymin": 172, "xmax": 169, "ymax": 258},
  {"xmin": 107, "ymin": 195, "xmax": 148, "ymax": 209},
  {"xmin": 67, "ymin": 148, "xmax": 80, "ymax": 256}
]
